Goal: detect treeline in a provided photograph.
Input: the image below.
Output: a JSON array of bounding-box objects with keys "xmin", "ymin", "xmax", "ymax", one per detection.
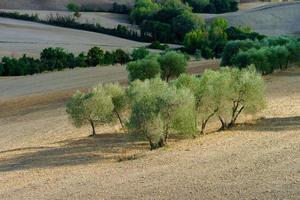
[
  {"xmin": 0, "ymin": 47, "xmax": 130, "ymax": 76},
  {"xmin": 184, "ymin": 0, "xmax": 238, "ymax": 13},
  {"xmin": 0, "ymin": 11, "xmax": 151, "ymax": 42},
  {"xmin": 67, "ymin": 66, "xmax": 265, "ymax": 149},
  {"xmin": 221, "ymin": 37, "xmax": 300, "ymax": 75},
  {"xmin": 183, "ymin": 19, "xmax": 265, "ymax": 59}
]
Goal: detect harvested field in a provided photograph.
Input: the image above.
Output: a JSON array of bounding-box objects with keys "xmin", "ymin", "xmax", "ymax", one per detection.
[
  {"xmin": 0, "ymin": 0, "xmax": 133, "ymax": 11},
  {"xmin": 0, "ymin": 9, "xmax": 136, "ymax": 30},
  {"xmin": 0, "ymin": 67, "xmax": 299, "ymax": 199},
  {"xmin": 201, "ymin": 2, "xmax": 300, "ymax": 36},
  {"xmin": 0, "ymin": 17, "xmax": 147, "ymax": 57}
]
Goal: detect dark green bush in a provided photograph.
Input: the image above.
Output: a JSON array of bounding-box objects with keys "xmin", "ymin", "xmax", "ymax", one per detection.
[
  {"xmin": 87, "ymin": 47, "xmax": 104, "ymax": 66},
  {"xmin": 131, "ymin": 47, "xmax": 150, "ymax": 61}
]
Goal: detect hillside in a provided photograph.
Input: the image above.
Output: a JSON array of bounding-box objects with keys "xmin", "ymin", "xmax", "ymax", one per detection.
[
  {"xmin": 0, "ymin": 67, "xmax": 299, "ymax": 199},
  {"xmin": 202, "ymin": 2, "xmax": 300, "ymax": 36},
  {"xmin": 0, "ymin": 0, "xmax": 133, "ymax": 11},
  {"xmin": 0, "ymin": 17, "xmax": 147, "ymax": 57}
]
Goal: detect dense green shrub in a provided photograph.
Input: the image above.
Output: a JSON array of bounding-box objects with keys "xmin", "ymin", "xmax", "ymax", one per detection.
[
  {"xmin": 158, "ymin": 51, "xmax": 187, "ymax": 81},
  {"xmin": 184, "ymin": 29, "xmax": 213, "ymax": 58},
  {"xmin": 221, "ymin": 39, "xmax": 259, "ymax": 66},
  {"xmin": 87, "ymin": 47, "xmax": 104, "ymax": 66},
  {"xmin": 130, "ymin": 0, "xmax": 161, "ymax": 24},
  {"xmin": 113, "ymin": 49, "xmax": 130, "ymax": 65},
  {"xmin": 40, "ymin": 47, "xmax": 75, "ymax": 70},
  {"xmin": 131, "ymin": 47, "xmax": 150, "ymax": 61}
]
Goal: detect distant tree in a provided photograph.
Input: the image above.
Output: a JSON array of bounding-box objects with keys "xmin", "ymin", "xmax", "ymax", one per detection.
[
  {"xmin": 40, "ymin": 47, "xmax": 71, "ymax": 70},
  {"xmin": 113, "ymin": 49, "xmax": 130, "ymax": 65},
  {"xmin": 172, "ymin": 11, "xmax": 205, "ymax": 41},
  {"xmin": 184, "ymin": 29, "xmax": 213, "ymax": 58},
  {"xmin": 66, "ymin": 88, "xmax": 114, "ymax": 136},
  {"xmin": 126, "ymin": 57, "xmax": 161, "ymax": 81},
  {"xmin": 158, "ymin": 51, "xmax": 187, "ymax": 81},
  {"xmin": 130, "ymin": 0, "xmax": 161, "ymax": 24},
  {"xmin": 103, "ymin": 51, "xmax": 114, "ymax": 65},
  {"xmin": 67, "ymin": 2, "xmax": 81, "ymax": 18},
  {"xmin": 221, "ymin": 40, "xmax": 259, "ymax": 66},
  {"xmin": 131, "ymin": 47, "xmax": 150, "ymax": 61},
  {"xmin": 87, "ymin": 47, "xmax": 104, "ymax": 66},
  {"xmin": 75, "ymin": 53, "xmax": 87, "ymax": 67},
  {"xmin": 185, "ymin": 0, "xmax": 210, "ymax": 12},
  {"xmin": 209, "ymin": 18, "xmax": 229, "ymax": 58}
]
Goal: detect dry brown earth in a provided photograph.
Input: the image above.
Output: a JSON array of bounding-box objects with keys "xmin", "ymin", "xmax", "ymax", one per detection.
[{"xmin": 0, "ymin": 67, "xmax": 299, "ymax": 200}]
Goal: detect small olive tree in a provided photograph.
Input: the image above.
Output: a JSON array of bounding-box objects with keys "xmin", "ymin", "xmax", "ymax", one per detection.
[
  {"xmin": 218, "ymin": 66, "xmax": 266, "ymax": 129},
  {"xmin": 104, "ymin": 83, "xmax": 127, "ymax": 128},
  {"xmin": 66, "ymin": 88, "xmax": 114, "ymax": 136}
]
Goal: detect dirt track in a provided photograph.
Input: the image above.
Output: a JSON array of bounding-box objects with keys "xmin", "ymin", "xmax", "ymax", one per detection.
[{"xmin": 0, "ymin": 67, "xmax": 299, "ymax": 199}]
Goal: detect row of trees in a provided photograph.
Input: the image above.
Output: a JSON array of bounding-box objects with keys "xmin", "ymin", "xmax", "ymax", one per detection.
[
  {"xmin": 67, "ymin": 66, "xmax": 265, "ymax": 149},
  {"xmin": 221, "ymin": 37, "xmax": 300, "ymax": 75},
  {"xmin": 0, "ymin": 11, "xmax": 151, "ymax": 42},
  {"xmin": 0, "ymin": 47, "xmax": 131, "ymax": 76},
  {"xmin": 184, "ymin": 18, "xmax": 265, "ymax": 59},
  {"xmin": 184, "ymin": 0, "xmax": 238, "ymax": 13}
]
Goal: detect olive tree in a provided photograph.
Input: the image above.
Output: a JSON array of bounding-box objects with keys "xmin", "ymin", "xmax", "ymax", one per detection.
[
  {"xmin": 66, "ymin": 88, "xmax": 114, "ymax": 136},
  {"xmin": 218, "ymin": 66, "xmax": 266, "ymax": 129},
  {"xmin": 104, "ymin": 83, "xmax": 127, "ymax": 128},
  {"xmin": 128, "ymin": 78, "xmax": 196, "ymax": 149},
  {"xmin": 158, "ymin": 51, "xmax": 187, "ymax": 81}
]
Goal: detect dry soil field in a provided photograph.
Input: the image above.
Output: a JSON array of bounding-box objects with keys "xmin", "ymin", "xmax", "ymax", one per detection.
[{"xmin": 0, "ymin": 65, "xmax": 299, "ymax": 199}]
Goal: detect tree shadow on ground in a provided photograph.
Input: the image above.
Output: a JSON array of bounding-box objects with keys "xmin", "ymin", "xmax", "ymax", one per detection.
[
  {"xmin": 0, "ymin": 133, "xmax": 148, "ymax": 172},
  {"xmin": 232, "ymin": 116, "xmax": 300, "ymax": 132}
]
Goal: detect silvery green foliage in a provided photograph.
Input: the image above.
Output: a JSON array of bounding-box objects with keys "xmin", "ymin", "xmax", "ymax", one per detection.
[
  {"xmin": 128, "ymin": 78, "xmax": 196, "ymax": 149},
  {"xmin": 103, "ymin": 83, "xmax": 127, "ymax": 127},
  {"xmin": 66, "ymin": 86, "xmax": 114, "ymax": 135},
  {"xmin": 218, "ymin": 65, "xmax": 266, "ymax": 128}
]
